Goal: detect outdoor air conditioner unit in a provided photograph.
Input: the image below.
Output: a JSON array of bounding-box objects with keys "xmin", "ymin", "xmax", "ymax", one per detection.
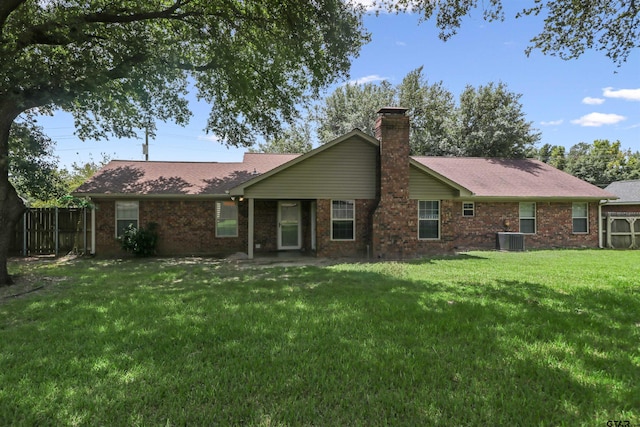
[{"xmin": 496, "ymin": 232, "xmax": 525, "ymax": 251}]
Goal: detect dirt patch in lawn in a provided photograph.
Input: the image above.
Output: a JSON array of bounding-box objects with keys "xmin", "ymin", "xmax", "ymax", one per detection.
[{"xmin": 1, "ymin": 255, "xmax": 73, "ymax": 304}]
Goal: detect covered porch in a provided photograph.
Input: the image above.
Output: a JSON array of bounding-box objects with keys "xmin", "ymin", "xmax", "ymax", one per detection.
[{"xmin": 246, "ymin": 199, "xmax": 317, "ymax": 259}]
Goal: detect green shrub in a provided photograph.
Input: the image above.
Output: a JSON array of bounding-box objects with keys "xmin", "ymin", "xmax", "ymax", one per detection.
[{"xmin": 120, "ymin": 222, "xmax": 158, "ymax": 256}]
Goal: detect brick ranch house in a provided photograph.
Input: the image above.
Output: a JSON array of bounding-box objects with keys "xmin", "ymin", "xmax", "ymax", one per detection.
[{"xmin": 74, "ymin": 107, "xmax": 616, "ymax": 259}]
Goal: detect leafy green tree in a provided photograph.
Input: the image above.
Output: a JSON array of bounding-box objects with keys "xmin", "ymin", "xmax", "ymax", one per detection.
[
  {"xmin": 9, "ymin": 119, "xmax": 65, "ymax": 205},
  {"xmin": 549, "ymin": 145, "xmax": 567, "ymax": 170},
  {"xmin": 397, "ymin": 67, "xmax": 456, "ymax": 156},
  {"xmin": 382, "ymin": 0, "xmax": 639, "ymax": 65},
  {"xmin": 314, "ymin": 70, "xmax": 538, "ymax": 158},
  {"xmin": 316, "ymin": 81, "xmax": 395, "ymax": 143},
  {"xmin": 60, "ymin": 155, "xmax": 111, "ymax": 194},
  {"xmin": 534, "ymin": 143, "xmax": 553, "ymax": 163},
  {"xmin": 565, "ymin": 140, "xmax": 640, "ymax": 187},
  {"xmin": 252, "ymin": 123, "xmax": 313, "ymax": 154},
  {"xmin": 0, "ymin": 0, "xmax": 368, "ymax": 285},
  {"xmin": 454, "ymin": 82, "xmax": 540, "ymax": 158}
]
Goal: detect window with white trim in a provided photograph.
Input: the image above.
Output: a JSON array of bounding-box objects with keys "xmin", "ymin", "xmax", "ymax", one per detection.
[
  {"xmin": 462, "ymin": 202, "xmax": 475, "ymax": 217},
  {"xmin": 216, "ymin": 200, "xmax": 238, "ymax": 237},
  {"xmin": 115, "ymin": 201, "xmax": 139, "ymax": 238},
  {"xmin": 519, "ymin": 202, "xmax": 536, "ymax": 234},
  {"xmin": 572, "ymin": 202, "xmax": 588, "ymax": 233},
  {"xmin": 418, "ymin": 200, "xmax": 440, "ymax": 239},
  {"xmin": 331, "ymin": 200, "xmax": 355, "ymax": 240}
]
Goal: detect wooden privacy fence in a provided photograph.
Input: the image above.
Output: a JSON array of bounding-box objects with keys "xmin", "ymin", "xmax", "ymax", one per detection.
[{"xmin": 11, "ymin": 208, "xmax": 91, "ymax": 256}]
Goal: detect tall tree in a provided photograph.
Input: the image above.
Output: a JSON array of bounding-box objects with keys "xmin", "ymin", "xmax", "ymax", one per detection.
[
  {"xmin": 549, "ymin": 145, "xmax": 567, "ymax": 170},
  {"xmin": 9, "ymin": 119, "xmax": 65, "ymax": 205},
  {"xmin": 564, "ymin": 140, "xmax": 640, "ymax": 187},
  {"xmin": 0, "ymin": 0, "xmax": 368, "ymax": 285},
  {"xmin": 454, "ymin": 82, "xmax": 540, "ymax": 158},
  {"xmin": 251, "ymin": 123, "xmax": 313, "ymax": 154},
  {"xmin": 314, "ymin": 69, "xmax": 538, "ymax": 157},
  {"xmin": 397, "ymin": 66, "xmax": 456, "ymax": 156},
  {"xmin": 316, "ymin": 81, "xmax": 395, "ymax": 143},
  {"xmin": 381, "ymin": 0, "xmax": 639, "ymax": 66}
]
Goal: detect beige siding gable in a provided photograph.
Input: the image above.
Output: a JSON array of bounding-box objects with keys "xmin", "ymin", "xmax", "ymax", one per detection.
[
  {"xmin": 244, "ymin": 136, "xmax": 378, "ymax": 199},
  {"xmin": 409, "ymin": 165, "xmax": 459, "ymax": 199}
]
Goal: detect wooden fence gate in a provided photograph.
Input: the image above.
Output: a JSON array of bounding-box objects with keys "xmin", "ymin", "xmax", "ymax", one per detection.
[{"xmin": 11, "ymin": 208, "xmax": 91, "ymax": 256}]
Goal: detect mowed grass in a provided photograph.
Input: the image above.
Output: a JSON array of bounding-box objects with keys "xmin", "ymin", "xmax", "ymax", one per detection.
[{"xmin": 1, "ymin": 250, "xmax": 638, "ymax": 426}]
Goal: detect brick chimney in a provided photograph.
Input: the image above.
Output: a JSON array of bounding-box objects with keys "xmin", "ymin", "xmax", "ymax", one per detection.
[{"xmin": 372, "ymin": 107, "xmax": 413, "ymax": 259}]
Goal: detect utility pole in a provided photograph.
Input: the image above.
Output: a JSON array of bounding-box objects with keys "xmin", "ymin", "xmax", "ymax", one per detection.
[{"xmin": 143, "ymin": 122, "xmax": 149, "ymax": 161}]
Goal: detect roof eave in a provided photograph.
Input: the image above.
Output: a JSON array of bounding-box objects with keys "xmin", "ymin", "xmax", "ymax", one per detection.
[
  {"xmin": 462, "ymin": 195, "xmax": 616, "ymax": 202},
  {"xmin": 72, "ymin": 193, "xmax": 233, "ymax": 199}
]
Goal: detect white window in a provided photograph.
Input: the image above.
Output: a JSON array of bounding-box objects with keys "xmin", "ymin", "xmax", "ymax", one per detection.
[
  {"xmin": 519, "ymin": 202, "xmax": 536, "ymax": 234},
  {"xmin": 115, "ymin": 201, "xmax": 139, "ymax": 238},
  {"xmin": 418, "ymin": 200, "xmax": 440, "ymax": 240},
  {"xmin": 462, "ymin": 202, "xmax": 475, "ymax": 217},
  {"xmin": 572, "ymin": 202, "xmax": 588, "ymax": 233},
  {"xmin": 216, "ymin": 200, "xmax": 238, "ymax": 237},
  {"xmin": 331, "ymin": 200, "xmax": 355, "ymax": 240}
]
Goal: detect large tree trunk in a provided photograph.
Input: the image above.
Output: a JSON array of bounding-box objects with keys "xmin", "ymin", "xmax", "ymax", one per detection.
[{"xmin": 0, "ymin": 110, "xmax": 25, "ymax": 286}]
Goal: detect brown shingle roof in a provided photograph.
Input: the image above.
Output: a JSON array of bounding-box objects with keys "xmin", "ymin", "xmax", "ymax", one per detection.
[
  {"xmin": 412, "ymin": 157, "xmax": 617, "ymax": 199},
  {"xmin": 74, "ymin": 153, "xmax": 299, "ymax": 196}
]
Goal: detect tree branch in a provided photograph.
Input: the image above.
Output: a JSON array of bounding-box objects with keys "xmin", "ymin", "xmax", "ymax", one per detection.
[
  {"xmin": 0, "ymin": 0, "xmax": 25, "ymax": 33},
  {"xmin": 14, "ymin": 0, "xmax": 200, "ymax": 51}
]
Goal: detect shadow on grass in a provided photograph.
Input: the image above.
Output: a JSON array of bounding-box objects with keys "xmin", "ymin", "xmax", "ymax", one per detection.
[
  {"xmin": 1, "ymin": 258, "xmax": 638, "ymax": 425},
  {"xmin": 409, "ymin": 252, "xmax": 490, "ymax": 264}
]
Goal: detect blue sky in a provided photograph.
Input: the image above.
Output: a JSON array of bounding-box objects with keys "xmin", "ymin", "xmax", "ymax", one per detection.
[{"xmin": 39, "ymin": 4, "xmax": 640, "ymax": 169}]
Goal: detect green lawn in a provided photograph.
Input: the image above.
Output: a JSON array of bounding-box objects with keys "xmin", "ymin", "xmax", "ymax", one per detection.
[{"xmin": 1, "ymin": 250, "xmax": 638, "ymax": 426}]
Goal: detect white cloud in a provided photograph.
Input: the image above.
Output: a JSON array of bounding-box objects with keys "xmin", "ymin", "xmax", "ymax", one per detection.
[
  {"xmin": 582, "ymin": 97, "xmax": 605, "ymax": 105},
  {"xmin": 602, "ymin": 87, "xmax": 640, "ymax": 101},
  {"xmin": 396, "ymin": 41, "xmax": 407, "ymax": 47},
  {"xmin": 347, "ymin": 74, "xmax": 388, "ymax": 85},
  {"xmin": 540, "ymin": 119, "xmax": 563, "ymax": 126},
  {"xmin": 570, "ymin": 112, "xmax": 627, "ymax": 127},
  {"xmin": 197, "ymin": 134, "xmax": 220, "ymax": 143}
]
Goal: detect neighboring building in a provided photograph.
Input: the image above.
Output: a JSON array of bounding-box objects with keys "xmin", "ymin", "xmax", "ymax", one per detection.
[
  {"xmin": 602, "ymin": 180, "xmax": 640, "ymax": 249},
  {"xmin": 74, "ymin": 108, "xmax": 617, "ymax": 258}
]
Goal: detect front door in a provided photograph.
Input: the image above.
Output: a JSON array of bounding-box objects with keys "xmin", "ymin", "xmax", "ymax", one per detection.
[{"xmin": 278, "ymin": 201, "xmax": 301, "ymax": 250}]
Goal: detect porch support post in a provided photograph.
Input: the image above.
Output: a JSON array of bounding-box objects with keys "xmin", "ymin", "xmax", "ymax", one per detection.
[
  {"xmin": 598, "ymin": 203, "xmax": 603, "ymax": 248},
  {"xmin": 248, "ymin": 198, "xmax": 254, "ymax": 259},
  {"xmin": 91, "ymin": 205, "xmax": 96, "ymax": 254}
]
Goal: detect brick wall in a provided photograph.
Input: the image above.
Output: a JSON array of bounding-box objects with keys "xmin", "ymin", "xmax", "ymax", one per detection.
[
  {"xmin": 94, "ymin": 198, "xmax": 320, "ymax": 257},
  {"xmin": 314, "ymin": 198, "xmax": 601, "ymax": 259},
  {"xmin": 316, "ymin": 199, "xmax": 377, "ymax": 258},
  {"xmin": 94, "ymin": 198, "xmax": 248, "ymax": 256},
  {"xmin": 446, "ymin": 201, "xmax": 600, "ymax": 250}
]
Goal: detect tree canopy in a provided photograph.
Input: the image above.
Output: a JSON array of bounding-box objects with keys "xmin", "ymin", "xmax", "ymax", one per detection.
[
  {"xmin": 534, "ymin": 140, "xmax": 640, "ymax": 187},
  {"xmin": 9, "ymin": 119, "xmax": 65, "ymax": 204},
  {"xmin": 0, "ymin": 0, "xmax": 369, "ymax": 285},
  {"xmin": 454, "ymin": 82, "xmax": 540, "ymax": 158},
  {"xmin": 304, "ymin": 67, "xmax": 539, "ymax": 157},
  {"xmin": 380, "ymin": 0, "xmax": 639, "ymax": 66}
]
